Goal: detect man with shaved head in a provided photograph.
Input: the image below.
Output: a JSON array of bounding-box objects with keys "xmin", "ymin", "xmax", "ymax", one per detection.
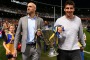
[{"xmin": 14, "ymin": 2, "xmax": 43, "ymax": 60}]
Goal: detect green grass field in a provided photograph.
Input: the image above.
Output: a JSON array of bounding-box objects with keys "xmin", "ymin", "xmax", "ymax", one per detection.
[
  {"xmin": 0, "ymin": 29, "xmax": 90, "ymax": 60},
  {"xmin": 83, "ymin": 28, "xmax": 90, "ymax": 60}
]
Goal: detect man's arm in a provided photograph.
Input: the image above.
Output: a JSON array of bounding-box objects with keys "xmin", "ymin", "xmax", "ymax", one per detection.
[
  {"xmin": 40, "ymin": 18, "xmax": 44, "ymax": 29},
  {"xmin": 78, "ymin": 22, "xmax": 86, "ymax": 48},
  {"xmin": 14, "ymin": 18, "xmax": 22, "ymax": 50}
]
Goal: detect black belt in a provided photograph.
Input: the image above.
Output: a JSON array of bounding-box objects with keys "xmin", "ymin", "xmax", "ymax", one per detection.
[{"xmin": 26, "ymin": 42, "xmax": 36, "ymax": 46}]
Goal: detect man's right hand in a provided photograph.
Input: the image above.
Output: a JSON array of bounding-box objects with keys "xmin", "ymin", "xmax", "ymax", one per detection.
[{"xmin": 80, "ymin": 47, "xmax": 84, "ymax": 51}]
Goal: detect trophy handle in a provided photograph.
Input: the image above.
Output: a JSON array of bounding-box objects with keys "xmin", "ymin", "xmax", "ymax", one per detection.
[{"xmin": 48, "ymin": 32, "xmax": 58, "ymax": 57}]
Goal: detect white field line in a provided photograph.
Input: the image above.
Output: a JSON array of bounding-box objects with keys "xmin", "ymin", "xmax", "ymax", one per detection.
[{"xmin": 84, "ymin": 50, "xmax": 90, "ymax": 54}]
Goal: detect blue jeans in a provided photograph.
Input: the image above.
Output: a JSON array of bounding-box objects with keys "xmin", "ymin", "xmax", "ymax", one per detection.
[{"xmin": 80, "ymin": 51, "xmax": 84, "ymax": 60}]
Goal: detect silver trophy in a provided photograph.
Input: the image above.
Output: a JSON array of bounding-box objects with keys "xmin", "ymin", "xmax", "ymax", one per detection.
[
  {"xmin": 48, "ymin": 25, "xmax": 64, "ymax": 57},
  {"xmin": 48, "ymin": 33, "xmax": 59, "ymax": 57}
]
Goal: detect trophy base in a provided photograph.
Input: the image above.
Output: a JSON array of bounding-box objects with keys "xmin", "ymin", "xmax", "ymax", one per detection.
[
  {"xmin": 48, "ymin": 52, "xmax": 58, "ymax": 57},
  {"xmin": 48, "ymin": 48, "xmax": 58, "ymax": 57}
]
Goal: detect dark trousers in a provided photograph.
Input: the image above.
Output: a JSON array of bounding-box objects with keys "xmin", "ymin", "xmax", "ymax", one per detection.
[{"xmin": 57, "ymin": 49, "xmax": 82, "ymax": 60}]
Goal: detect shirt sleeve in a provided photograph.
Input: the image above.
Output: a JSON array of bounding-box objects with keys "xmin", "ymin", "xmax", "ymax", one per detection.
[{"xmin": 78, "ymin": 22, "xmax": 86, "ymax": 48}]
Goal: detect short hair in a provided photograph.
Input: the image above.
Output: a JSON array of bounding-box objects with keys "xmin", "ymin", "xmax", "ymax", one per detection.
[
  {"xmin": 64, "ymin": 0, "xmax": 75, "ymax": 8},
  {"xmin": 9, "ymin": 24, "xmax": 15, "ymax": 29},
  {"xmin": 27, "ymin": 2, "xmax": 36, "ymax": 9}
]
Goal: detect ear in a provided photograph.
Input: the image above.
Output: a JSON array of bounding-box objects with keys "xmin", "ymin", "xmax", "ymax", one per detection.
[{"xmin": 64, "ymin": 8, "xmax": 65, "ymax": 12}]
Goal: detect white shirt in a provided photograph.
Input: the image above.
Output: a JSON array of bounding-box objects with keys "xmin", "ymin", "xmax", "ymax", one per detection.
[{"xmin": 54, "ymin": 15, "xmax": 86, "ymax": 50}]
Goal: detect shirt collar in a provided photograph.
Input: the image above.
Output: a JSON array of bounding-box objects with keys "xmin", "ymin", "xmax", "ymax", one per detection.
[{"xmin": 27, "ymin": 15, "xmax": 37, "ymax": 20}]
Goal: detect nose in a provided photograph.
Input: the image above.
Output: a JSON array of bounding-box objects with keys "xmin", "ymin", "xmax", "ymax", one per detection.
[
  {"xmin": 68, "ymin": 8, "xmax": 71, "ymax": 11},
  {"xmin": 27, "ymin": 8, "xmax": 29, "ymax": 10},
  {"xmin": 27, "ymin": 6, "xmax": 30, "ymax": 9}
]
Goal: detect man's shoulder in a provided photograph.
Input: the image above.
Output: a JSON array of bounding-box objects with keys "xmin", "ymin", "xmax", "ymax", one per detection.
[
  {"xmin": 37, "ymin": 17, "xmax": 43, "ymax": 21},
  {"xmin": 75, "ymin": 15, "xmax": 81, "ymax": 19},
  {"xmin": 74, "ymin": 15, "xmax": 81, "ymax": 22},
  {"xmin": 37, "ymin": 17, "xmax": 43, "ymax": 20}
]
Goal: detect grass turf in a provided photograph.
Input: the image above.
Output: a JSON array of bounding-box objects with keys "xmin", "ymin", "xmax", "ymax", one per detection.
[{"xmin": 0, "ymin": 29, "xmax": 90, "ymax": 60}]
